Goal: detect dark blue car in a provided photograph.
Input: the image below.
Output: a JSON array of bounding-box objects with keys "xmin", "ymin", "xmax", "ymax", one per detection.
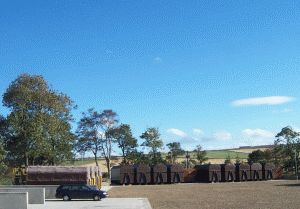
[{"xmin": 55, "ymin": 184, "xmax": 108, "ymax": 201}]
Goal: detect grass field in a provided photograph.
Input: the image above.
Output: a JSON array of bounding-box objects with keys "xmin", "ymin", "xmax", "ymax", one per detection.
[
  {"xmin": 109, "ymin": 180, "xmax": 300, "ymax": 209},
  {"xmin": 66, "ymin": 150, "xmax": 250, "ymax": 169},
  {"xmin": 205, "ymin": 150, "xmax": 248, "ymax": 159}
]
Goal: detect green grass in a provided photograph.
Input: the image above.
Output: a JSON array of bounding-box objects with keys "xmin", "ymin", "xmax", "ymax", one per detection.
[
  {"xmin": 0, "ymin": 175, "xmax": 13, "ymax": 185},
  {"xmin": 205, "ymin": 150, "xmax": 248, "ymax": 159}
]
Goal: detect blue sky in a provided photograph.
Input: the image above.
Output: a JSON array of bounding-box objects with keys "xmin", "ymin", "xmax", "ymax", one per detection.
[{"xmin": 1, "ymin": 1, "xmax": 300, "ymax": 152}]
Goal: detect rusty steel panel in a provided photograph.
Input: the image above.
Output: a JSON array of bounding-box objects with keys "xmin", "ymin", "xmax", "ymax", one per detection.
[
  {"xmin": 120, "ymin": 165, "xmax": 135, "ymax": 185},
  {"xmin": 250, "ymin": 163, "xmax": 263, "ymax": 181},
  {"xmin": 262, "ymin": 163, "xmax": 275, "ymax": 180},
  {"xmin": 221, "ymin": 164, "xmax": 236, "ymax": 182},
  {"xmin": 167, "ymin": 164, "xmax": 184, "ymax": 183},
  {"xmin": 26, "ymin": 166, "xmax": 91, "ymax": 185},
  {"xmin": 235, "ymin": 163, "xmax": 251, "ymax": 181},
  {"xmin": 136, "ymin": 164, "xmax": 151, "ymax": 185},
  {"xmin": 152, "ymin": 163, "xmax": 168, "ymax": 184},
  {"xmin": 195, "ymin": 164, "xmax": 221, "ymax": 183}
]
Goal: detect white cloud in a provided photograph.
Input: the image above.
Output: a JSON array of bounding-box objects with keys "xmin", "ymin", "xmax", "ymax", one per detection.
[
  {"xmin": 232, "ymin": 96, "xmax": 295, "ymax": 106},
  {"xmin": 193, "ymin": 128, "xmax": 204, "ymax": 136},
  {"xmin": 282, "ymin": 108, "xmax": 292, "ymax": 113},
  {"xmin": 167, "ymin": 128, "xmax": 187, "ymax": 138},
  {"xmin": 213, "ymin": 131, "xmax": 232, "ymax": 140},
  {"xmin": 272, "ymin": 108, "xmax": 293, "ymax": 113},
  {"xmin": 242, "ymin": 129, "xmax": 274, "ymax": 138},
  {"xmin": 153, "ymin": 57, "xmax": 162, "ymax": 63}
]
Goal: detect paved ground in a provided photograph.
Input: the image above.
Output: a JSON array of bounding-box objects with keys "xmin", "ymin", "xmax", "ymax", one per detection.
[
  {"xmin": 29, "ymin": 198, "xmax": 152, "ymax": 209},
  {"xmin": 109, "ymin": 180, "xmax": 300, "ymax": 209}
]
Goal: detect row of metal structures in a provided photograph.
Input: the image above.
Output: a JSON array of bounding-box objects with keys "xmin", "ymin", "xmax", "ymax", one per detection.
[
  {"xmin": 195, "ymin": 162, "xmax": 275, "ymax": 182},
  {"xmin": 14, "ymin": 166, "xmax": 102, "ymax": 188},
  {"xmin": 111, "ymin": 163, "xmax": 185, "ymax": 185}
]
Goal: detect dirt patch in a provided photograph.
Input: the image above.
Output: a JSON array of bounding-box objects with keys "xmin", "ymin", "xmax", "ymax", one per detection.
[{"xmin": 109, "ymin": 180, "xmax": 300, "ymax": 209}]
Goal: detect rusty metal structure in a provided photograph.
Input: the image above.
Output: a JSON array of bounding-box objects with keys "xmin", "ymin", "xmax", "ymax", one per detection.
[
  {"xmin": 110, "ymin": 165, "xmax": 121, "ymax": 184},
  {"xmin": 183, "ymin": 168, "xmax": 197, "ymax": 183},
  {"xmin": 167, "ymin": 164, "xmax": 184, "ymax": 183},
  {"xmin": 262, "ymin": 163, "xmax": 275, "ymax": 180},
  {"xmin": 195, "ymin": 164, "xmax": 221, "ymax": 183},
  {"xmin": 250, "ymin": 163, "xmax": 263, "ymax": 181},
  {"xmin": 152, "ymin": 163, "xmax": 168, "ymax": 184},
  {"xmin": 120, "ymin": 164, "xmax": 135, "ymax": 185},
  {"xmin": 136, "ymin": 164, "xmax": 151, "ymax": 185},
  {"xmin": 24, "ymin": 166, "xmax": 102, "ymax": 188},
  {"xmin": 235, "ymin": 163, "xmax": 250, "ymax": 181},
  {"xmin": 221, "ymin": 163, "xmax": 236, "ymax": 182}
]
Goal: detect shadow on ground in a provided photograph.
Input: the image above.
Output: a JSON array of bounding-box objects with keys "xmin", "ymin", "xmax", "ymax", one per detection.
[{"xmin": 275, "ymin": 183, "xmax": 300, "ymax": 187}]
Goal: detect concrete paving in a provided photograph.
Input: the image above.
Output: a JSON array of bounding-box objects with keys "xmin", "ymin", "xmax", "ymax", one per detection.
[
  {"xmin": 0, "ymin": 192, "xmax": 28, "ymax": 209},
  {"xmin": 0, "ymin": 188, "xmax": 45, "ymax": 204},
  {"xmin": 29, "ymin": 198, "xmax": 152, "ymax": 209}
]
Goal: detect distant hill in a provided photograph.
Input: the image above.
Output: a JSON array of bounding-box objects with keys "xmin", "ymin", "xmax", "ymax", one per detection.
[{"xmin": 68, "ymin": 145, "xmax": 273, "ymax": 172}]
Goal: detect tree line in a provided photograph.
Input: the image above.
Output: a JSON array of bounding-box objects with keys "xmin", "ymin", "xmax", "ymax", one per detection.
[
  {"xmin": 0, "ymin": 74, "xmax": 208, "ymax": 178},
  {"xmin": 0, "ymin": 74, "xmax": 299, "ymax": 179}
]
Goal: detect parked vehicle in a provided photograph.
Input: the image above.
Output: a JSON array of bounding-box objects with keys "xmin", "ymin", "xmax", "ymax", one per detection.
[{"xmin": 55, "ymin": 184, "xmax": 108, "ymax": 201}]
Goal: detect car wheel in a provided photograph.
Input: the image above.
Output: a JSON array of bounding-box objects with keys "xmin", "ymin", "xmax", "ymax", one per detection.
[
  {"xmin": 93, "ymin": 195, "xmax": 101, "ymax": 201},
  {"xmin": 63, "ymin": 195, "xmax": 70, "ymax": 201}
]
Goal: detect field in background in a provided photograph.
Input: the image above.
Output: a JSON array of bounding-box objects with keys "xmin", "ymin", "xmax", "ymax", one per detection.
[
  {"xmin": 206, "ymin": 150, "xmax": 248, "ymax": 159},
  {"xmin": 67, "ymin": 147, "xmax": 262, "ymax": 172},
  {"xmin": 229, "ymin": 147, "xmax": 270, "ymax": 153}
]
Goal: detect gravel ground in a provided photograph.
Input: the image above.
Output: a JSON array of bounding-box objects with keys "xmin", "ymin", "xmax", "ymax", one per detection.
[
  {"xmin": 109, "ymin": 180, "xmax": 300, "ymax": 209},
  {"xmin": 29, "ymin": 198, "xmax": 152, "ymax": 209}
]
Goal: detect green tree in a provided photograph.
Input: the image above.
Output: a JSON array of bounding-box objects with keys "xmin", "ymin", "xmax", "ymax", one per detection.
[
  {"xmin": 0, "ymin": 116, "xmax": 8, "ymax": 175},
  {"xmin": 2, "ymin": 74, "xmax": 75, "ymax": 166},
  {"xmin": 224, "ymin": 154, "xmax": 232, "ymax": 164},
  {"xmin": 248, "ymin": 149, "xmax": 273, "ymax": 164},
  {"xmin": 166, "ymin": 142, "xmax": 185, "ymax": 163},
  {"xmin": 274, "ymin": 126, "xmax": 300, "ymax": 171},
  {"xmin": 127, "ymin": 150, "xmax": 150, "ymax": 164},
  {"xmin": 76, "ymin": 109, "xmax": 118, "ymax": 177},
  {"xmin": 108, "ymin": 124, "xmax": 137, "ymax": 164},
  {"xmin": 0, "ymin": 143, "xmax": 7, "ymax": 176},
  {"xmin": 140, "ymin": 128, "xmax": 164, "ymax": 164},
  {"xmin": 194, "ymin": 145, "xmax": 208, "ymax": 164},
  {"xmin": 248, "ymin": 150, "xmax": 265, "ymax": 164},
  {"xmin": 235, "ymin": 154, "xmax": 241, "ymax": 164}
]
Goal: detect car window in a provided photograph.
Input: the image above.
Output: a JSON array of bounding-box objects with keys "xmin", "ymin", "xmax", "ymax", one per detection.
[
  {"xmin": 87, "ymin": 185, "xmax": 97, "ymax": 190},
  {"xmin": 80, "ymin": 186, "xmax": 90, "ymax": 191},
  {"xmin": 61, "ymin": 185, "xmax": 70, "ymax": 190},
  {"xmin": 70, "ymin": 185, "xmax": 80, "ymax": 191}
]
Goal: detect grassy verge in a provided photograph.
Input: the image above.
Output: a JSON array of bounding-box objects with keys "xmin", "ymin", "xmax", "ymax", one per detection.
[{"xmin": 0, "ymin": 175, "xmax": 12, "ymax": 185}]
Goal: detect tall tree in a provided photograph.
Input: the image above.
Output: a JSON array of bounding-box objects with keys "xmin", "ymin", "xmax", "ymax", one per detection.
[
  {"xmin": 194, "ymin": 145, "xmax": 208, "ymax": 164},
  {"xmin": 0, "ymin": 116, "xmax": 8, "ymax": 175},
  {"xmin": 76, "ymin": 108, "xmax": 102, "ymax": 166},
  {"xmin": 166, "ymin": 142, "xmax": 185, "ymax": 163},
  {"xmin": 76, "ymin": 109, "xmax": 118, "ymax": 177},
  {"xmin": 107, "ymin": 124, "xmax": 137, "ymax": 164},
  {"xmin": 274, "ymin": 126, "xmax": 300, "ymax": 170},
  {"xmin": 224, "ymin": 154, "xmax": 232, "ymax": 164},
  {"xmin": 235, "ymin": 154, "xmax": 241, "ymax": 164},
  {"xmin": 2, "ymin": 74, "xmax": 75, "ymax": 166},
  {"xmin": 140, "ymin": 128, "xmax": 163, "ymax": 164}
]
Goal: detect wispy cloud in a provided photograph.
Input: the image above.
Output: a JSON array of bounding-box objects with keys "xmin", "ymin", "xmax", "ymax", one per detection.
[
  {"xmin": 167, "ymin": 128, "xmax": 187, "ymax": 138},
  {"xmin": 153, "ymin": 56, "xmax": 163, "ymax": 64},
  {"xmin": 242, "ymin": 129, "xmax": 274, "ymax": 138},
  {"xmin": 212, "ymin": 131, "xmax": 232, "ymax": 140},
  {"xmin": 272, "ymin": 108, "xmax": 293, "ymax": 113},
  {"xmin": 232, "ymin": 96, "xmax": 295, "ymax": 107},
  {"xmin": 193, "ymin": 128, "xmax": 203, "ymax": 136}
]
